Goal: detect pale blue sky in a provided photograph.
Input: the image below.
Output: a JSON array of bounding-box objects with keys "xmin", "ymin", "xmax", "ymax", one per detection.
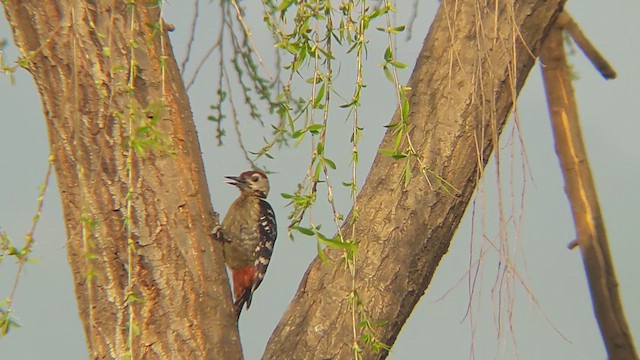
[{"xmin": 1, "ymin": 2, "xmax": 638, "ymax": 359}]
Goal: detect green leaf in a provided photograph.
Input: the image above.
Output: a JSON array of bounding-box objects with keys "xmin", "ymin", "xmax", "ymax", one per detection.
[
  {"xmin": 317, "ymin": 233, "xmax": 356, "ymax": 252},
  {"xmin": 307, "ymin": 124, "xmax": 324, "ymax": 134},
  {"xmin": 317, "ymin": 241, "xmax": 329, "ymax": 263},
  {"xmin": 291, "ymin": 129, "xmax": 305, "ymax": 138},
  {"xmin": 125, "ymin": 292, "xmax": 144, "ymax": 305},
  {"xmin": 87, "ymin": 268, "xmax": 97, "ymax": 282},
  {"xmin": 323, "ymin": 157, "xmax": 336, "ymax": 170},
  {"xmin": 393, "ymin": 129, "xmax": 403, "ymax": 150},
  {"xmin": 383, "ymin": 65, "xmax": 394, "ymax": 83},
  {"xmin": 403, "ymin": 160, "xmax": 412, "ymax": 188},
  {"xmin": 391, "ymin": 60, "xmax": 407, "ymax": 69},
  {"xmin": 313, "ymin": 83, "xmax": 326, "ymax": 108},
  {"xmin": 378, "ymin": 148, "xmax": 395, "ymax": 156},
  {"xmin": 293, "ymin": 226, "xmax": 314, "ymax": 236},
  {"xmin": 401, "ymin": 92, "xmax": 410, "ymax": 121},
  {"xmin": 368, "ymin": 6, "xmax": 389, "ymax": 19},
  {"xmin": 306, "ymin": 76, "xmax": 321, "ymax": 84},
  {"xmin": 340, "ymin": 98, "xmax": 356, "ymax": 108},
  {"xmin": 371, "ymin": 320, "xmax": 388, "ymax": 327},
  {"xmin": 384, "ymin": 46, "xmax": 392, "ymax": 62},
  {"xmin": 278, "ymin": 0, "xmax": 294, "ymax": 12},
  {"xmin": 316, "ymin": 46, "xmax": 335, "ymax": 60},
  {"xmin": 292, "ymin": 50, "xmax": 307, "ymax": 70},
  {"xmin": 292, "ymin": 195, "xmax": 311, "ymax": 206},
  {"xmin": 0, "ymin": 310, "xmax": 21, "ymax": 336},
  {"xmin": 131, "ymin": 322, "xmax": 141, "ymax": 336}
]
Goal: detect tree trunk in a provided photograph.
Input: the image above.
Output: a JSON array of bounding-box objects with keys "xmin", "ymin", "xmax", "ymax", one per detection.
[
  {"xmin": 2, "ymin": 2, "xmax": 241, "ymax": 359},
  {"xmin": 263, "ymin": 1, "xmax": 565, "ymax": 359}
]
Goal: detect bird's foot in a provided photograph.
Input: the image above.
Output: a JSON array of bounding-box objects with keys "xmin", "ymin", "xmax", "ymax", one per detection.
[{"xmin": 212, "ymin": 225, "xmax": 229, "ymax": 243}]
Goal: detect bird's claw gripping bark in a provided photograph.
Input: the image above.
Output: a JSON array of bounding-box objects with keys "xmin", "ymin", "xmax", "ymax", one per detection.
[{"xmin": 212, "ymin": 224, "xmax": 229, "ymax": 243}]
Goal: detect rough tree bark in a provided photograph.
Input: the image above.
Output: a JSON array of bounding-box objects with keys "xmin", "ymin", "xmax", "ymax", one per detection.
[
  {"xmin": 5, "ymin": 1, "xmax": 593, "ymax": 359},
  {"xmin": 3, "ymin": 2, "xmax": 241, "ymax": 359},
  {"xmin": 263, "ymin": 1, "xmax": 565, "ymax": 359}
]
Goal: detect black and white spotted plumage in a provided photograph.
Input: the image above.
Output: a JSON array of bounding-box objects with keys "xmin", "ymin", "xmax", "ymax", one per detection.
[{"xmin": 252, "ymin": 199, "xmax": 277, "ymax": 293}]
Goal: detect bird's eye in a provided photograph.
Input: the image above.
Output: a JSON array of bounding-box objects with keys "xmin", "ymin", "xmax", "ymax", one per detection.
[{"xmin": 252, "ymin": 175, "xmax": 260, "ymax": 182}]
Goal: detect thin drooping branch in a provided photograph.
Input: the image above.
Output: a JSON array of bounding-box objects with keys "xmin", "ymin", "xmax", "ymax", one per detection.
[
  {"xmin": 263, "ymin": 1, "xmax": 566, "ymax": 359},
  {"xmin": 540, "ymin": 17, "xmax": 638, "ymax": 360}
]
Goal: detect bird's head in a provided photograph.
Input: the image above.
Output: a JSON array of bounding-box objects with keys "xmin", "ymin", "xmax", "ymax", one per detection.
[{"xmin": 225, "ymin": 170, "xmax": 270, "ymax": 198}]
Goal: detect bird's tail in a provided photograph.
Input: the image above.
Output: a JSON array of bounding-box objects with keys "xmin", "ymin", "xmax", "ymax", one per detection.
[{"xmin": 231, "ymin": 267, "xmax": 255, "ymax": 318}]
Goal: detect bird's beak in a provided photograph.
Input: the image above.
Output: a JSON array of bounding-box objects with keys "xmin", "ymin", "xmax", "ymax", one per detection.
[{"xmin": 224, "ymin": 176, "xmax": 245, "ymax": 186}]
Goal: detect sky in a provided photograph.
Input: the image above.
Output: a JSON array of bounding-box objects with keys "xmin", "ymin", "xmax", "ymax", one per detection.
[{"xmin": 1, "ymin": 1, "xmax": 638, "ymax": 359}]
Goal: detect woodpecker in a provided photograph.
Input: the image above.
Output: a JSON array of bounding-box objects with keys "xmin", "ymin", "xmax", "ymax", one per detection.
[{"xmin": 219, "ymin": 170, "xmax": 277, "ymax": 318}]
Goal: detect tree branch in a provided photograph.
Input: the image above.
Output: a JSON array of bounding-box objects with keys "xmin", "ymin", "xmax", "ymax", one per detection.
[
  {"xmin": 540, "ymin": 17, "xmax": 638, "ymax": 360},
  {"xmin": 264, "ymin": 1, "xmax": 566, "ymax": 358},
  {"xmin": 557, "ymin": 13, "xmax": 617, "ymax": 80}
]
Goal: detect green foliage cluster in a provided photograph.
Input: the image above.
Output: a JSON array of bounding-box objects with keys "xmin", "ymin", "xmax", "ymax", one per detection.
[{"xmin": 216, "ymin": 1, "xmax": 412, "ymax": 356}]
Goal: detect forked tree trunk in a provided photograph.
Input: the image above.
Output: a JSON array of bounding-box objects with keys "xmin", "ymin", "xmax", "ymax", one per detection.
[
  {"xmin": 3, "ymin": 2, "xmax": 240, "ymax": 359},
  {"xmin": 4, "ymin": 0, "xmax": 570, "ymax": 359},
  {"xmin": 263, "ymin": 1, "xmax": 565, "ymax": 358}
]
